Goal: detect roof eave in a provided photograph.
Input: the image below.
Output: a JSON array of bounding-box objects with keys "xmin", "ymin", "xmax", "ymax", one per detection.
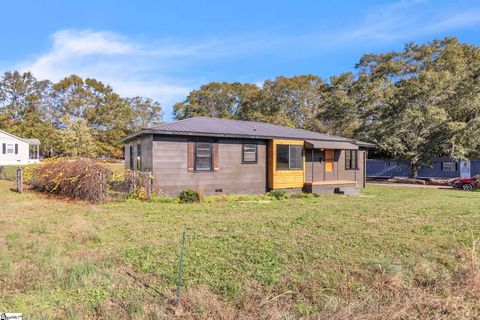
[{"xmin": 128, "ymin": 129, "xmax": 362, "ymax": 143}]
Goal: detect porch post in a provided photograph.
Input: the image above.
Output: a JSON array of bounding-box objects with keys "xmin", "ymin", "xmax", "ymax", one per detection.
[{"xmin": 311, "ymin": 149, "xmax": 314, "ymax": 183}]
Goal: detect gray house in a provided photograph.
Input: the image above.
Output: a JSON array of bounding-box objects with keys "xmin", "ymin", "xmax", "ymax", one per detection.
[
  {"xmin": 121, "ymin": 117, "xmax": 374, "ymax": 196},
  {"xmin": 367, "ymin": 157, "xmax": 480, "ymax": 179}
]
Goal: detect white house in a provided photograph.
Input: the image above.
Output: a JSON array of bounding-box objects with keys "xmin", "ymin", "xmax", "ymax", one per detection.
[{"xmin": 0, "ymin": 129, "xmax": 40, "ymax": 165}]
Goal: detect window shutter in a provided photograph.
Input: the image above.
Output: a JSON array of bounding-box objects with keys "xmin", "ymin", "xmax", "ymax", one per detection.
[
  {"xmin": 2, "ymin": 143, "xmax": 5, "ymax": 154},
  {"xmin": 187, "ymin": 141, "xmax": 194, "ymax": 172},
  {"xmin": 213, "ymin": 141, "xmax": 220, "ymax": 171},
  {"xmin": 15, "ymin": 144, "xmax": 18, "ymax": 154}
]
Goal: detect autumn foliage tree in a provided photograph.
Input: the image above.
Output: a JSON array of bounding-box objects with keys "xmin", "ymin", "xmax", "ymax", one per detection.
[
  {"xmin": 0, "ymin": 72, "xmax": 162, "ymax": 158},
  {"xmin": 173, "ymin": 37, "xmax": 480, "ymax": 177}
]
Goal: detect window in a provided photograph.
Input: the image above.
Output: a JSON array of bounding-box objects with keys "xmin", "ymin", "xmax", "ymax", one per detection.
[
  {"xmin": 389, "ymin": 161, "xmax": 398, "ymax": 167},
  {"xmin": 289, "ymin": 146, "xmax": 303, "ymax": 169},
  {"xmin": 442, "ymin": 161, "xmax": 456, "ymax": 172},
  {"xmin": 136, "ymin": 143, "xmax": 142, "ymax": 171},
  {"xmin": 345, "ymin": 150, "xmax": 358, "ymax": 170},
  {"xmin": 6, "ymin": 144, "xmax": 14, "ymax": 154},
  {"xmin": 276, "ymin": 145, "xmax": 289, "ymax": 170},
  {"xmin": 276, "ymin": 145, "xmax": 303, "ymax": 170},
  {"xmin": 129, "ymin": 145, "xmax": 134, "ymax": 170},
  {"xmin": 242, "ymin": 143, "xmax": 257, "ymax": 164},
  {"xmin": 195, "ymin": 142, "xmax": 212, "ymax": 171}
]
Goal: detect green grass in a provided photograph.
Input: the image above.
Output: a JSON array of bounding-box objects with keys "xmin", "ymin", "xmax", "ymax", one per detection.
[
  {"xmin": 0, "ymin": 180, "xmax": 479, "ymax": 318},
  {"xmin": 0, "ymin": 165, "xmax": 22, "ymax": 181}
]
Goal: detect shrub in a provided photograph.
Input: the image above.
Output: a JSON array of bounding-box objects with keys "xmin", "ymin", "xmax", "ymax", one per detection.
[
  {"xmin": 28, "ymin": 158, "xmax": 112, "ymax": 201},
  {"xmin": 109, "ymin": 170, "xmax": 154, "ymax": 200},
  {"xmin": 266, "ymin": 190, "xmax": 287, "ymax": 200},
  {"xmin": 179, "ymin": 189, "xmax": 200, "ymax": 203},
  {"xmin": 289, "ymin": 192, "xmax": 318, "ymax": 199}
]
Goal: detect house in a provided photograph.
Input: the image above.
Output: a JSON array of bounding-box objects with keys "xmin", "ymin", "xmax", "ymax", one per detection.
[
  {"xmin": 0, "ymin": 130, "xmax": 41, "ymax": 165},
  {"xmin": 367, "ymin": 157, "xmax": 480, "ymax": 179},
  {"xmin": 121, "ymin": 117, "xmax": 374, "ymax": 196}
]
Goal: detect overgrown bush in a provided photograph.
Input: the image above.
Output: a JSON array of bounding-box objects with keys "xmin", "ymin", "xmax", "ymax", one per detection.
[
  {"xmin": 109, "ymin": 169, "xmax": 154, "ymax": 200},
  {"xmin": 179, "ymin": 189, "xmax": 200, "ymax": 203},
  {"xmin": 266, "ymin": 190, "xmax": 287, "ymax": 200},
  {"xmin": 28, "ymin": 158, "xmax": 112, "ymax": 201}
]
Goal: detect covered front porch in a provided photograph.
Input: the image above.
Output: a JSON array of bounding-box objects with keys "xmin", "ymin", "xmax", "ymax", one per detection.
[
  {"xmin": 304, "ymin": 140, "xmax": 360, "ymax": 192},
  {"xmin": 26, "ymin": 139, "xmax": 41, "ymax": 164},
  {"xmin": 267, "ymin": 139, "xmax": 365, "ymax": 193}
]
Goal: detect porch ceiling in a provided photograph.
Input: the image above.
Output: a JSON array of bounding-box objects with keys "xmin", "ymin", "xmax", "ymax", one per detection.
[{"xmin": 304, "ymin": 140, "xmax": 359, "ymax": 150}]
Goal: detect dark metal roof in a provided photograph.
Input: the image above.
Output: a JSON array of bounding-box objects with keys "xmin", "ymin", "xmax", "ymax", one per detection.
[{"xmin": 121, "ymin": 117, "xmax": 374, "ymax": 147}]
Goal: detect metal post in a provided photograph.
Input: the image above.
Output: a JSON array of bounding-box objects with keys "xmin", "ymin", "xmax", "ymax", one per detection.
[
  {"xmin": 16, "ymin": 167, "xmax": 23, "ymax": 193},
  {"xmin": 311, "ymin": 149, "xmax": 314, "ymax": 182},
  {"xmin": 176, "ymin": 230, "xmax": 186, "ymax": 304},
  {"xmin": 146, "ymin": 172, "xmax": 152, "ymax": 199}
]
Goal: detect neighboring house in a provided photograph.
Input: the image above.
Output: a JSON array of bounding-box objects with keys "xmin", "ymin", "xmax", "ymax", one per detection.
[
  {"xmin": 121, "ymin": 117, "xmax": 373, "ymax": 196},
  {"xmin": 0, "ymin": 130, "xmax": 41, "ymax": 165},
  {"xmin": 367, "ymin": 157, "xmax": 480, "ymax": 179}
]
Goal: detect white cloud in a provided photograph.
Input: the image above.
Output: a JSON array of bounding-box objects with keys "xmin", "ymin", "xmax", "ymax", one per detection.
[
  {"xmin": 7, "ymin": 0, "xmax": 480, "ymax": 120},
  {"xmin": 16, "ymin": 30, "xmax": 214, "ymax": 115},
  {"xmin": 294, "ymin": 0, "xmax": 480, "ymax": 48},
  {"xmin": 14, "ymin": 30, "xmax": 275, "ymax": 116}
]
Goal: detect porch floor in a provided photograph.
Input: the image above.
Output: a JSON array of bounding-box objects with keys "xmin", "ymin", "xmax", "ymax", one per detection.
[{"xmin": 304, "ymin": 180, "xmax": 356, "ymax": 186}]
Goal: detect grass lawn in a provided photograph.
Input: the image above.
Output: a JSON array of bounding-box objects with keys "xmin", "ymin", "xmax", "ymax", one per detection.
[{"xmin": 0, "ymin": 181, "xmax": 479, "ymax": 319}]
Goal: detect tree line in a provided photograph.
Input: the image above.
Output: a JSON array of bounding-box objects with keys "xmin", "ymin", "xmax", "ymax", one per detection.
[
  {"xmin": 174, "ymin": 38, "xmax": 480, "ymax": 176},
  {"xmin": 1, "ymin": 37, "xmax": 479, "ymax": 176},
  {"xmin": 0, "ymin": 73, "xmax": 162, "ymax": 158}
]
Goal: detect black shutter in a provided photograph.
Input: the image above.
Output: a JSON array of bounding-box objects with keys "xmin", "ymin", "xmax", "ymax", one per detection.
[
  {"xmin": 15, "ymin": 144, "xmax": 18, "ymax": 154},
  {"xmin": 2, "ymin": 143, "xmax": 5, "ymax": 154}
]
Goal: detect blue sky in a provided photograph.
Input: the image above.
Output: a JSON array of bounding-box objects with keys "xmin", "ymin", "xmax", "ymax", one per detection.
[{"xmin": 1, "ymin": 0, "xmax": 479, "ymax": 120}]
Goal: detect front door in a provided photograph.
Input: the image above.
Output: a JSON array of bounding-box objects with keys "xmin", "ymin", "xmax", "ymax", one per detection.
[{"xmin": 324, "ymin": 149, "xmax": 336, "ymax": 180}]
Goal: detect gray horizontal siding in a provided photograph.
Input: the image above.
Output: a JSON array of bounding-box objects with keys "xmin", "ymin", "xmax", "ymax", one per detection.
[{"xmin": 152, "ymin": 135, "xmax": 266, "ymax": 196}]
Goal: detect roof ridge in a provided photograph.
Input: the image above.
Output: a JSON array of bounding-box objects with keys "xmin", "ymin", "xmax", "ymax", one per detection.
[
  {"xmin": 0, "ymin": 129, "xmax": 32, "ymax": 144},
  {"xmin": 148, "ymin": 117, "xmax": 200, "ymax": 129},
  {"xmin": 130, "ymin": 116, "xmax": 373, "ymax": 146}
]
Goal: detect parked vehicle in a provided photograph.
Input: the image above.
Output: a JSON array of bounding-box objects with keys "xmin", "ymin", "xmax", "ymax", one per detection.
[{"xmin": 450, "ymin": 177, "xmax": 479, "ymax": 191}]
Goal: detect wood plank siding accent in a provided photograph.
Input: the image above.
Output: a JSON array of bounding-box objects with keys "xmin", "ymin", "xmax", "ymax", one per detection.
[{"xmin": 267, "ymin": 139, "xmax": 305, "ymax": 189}]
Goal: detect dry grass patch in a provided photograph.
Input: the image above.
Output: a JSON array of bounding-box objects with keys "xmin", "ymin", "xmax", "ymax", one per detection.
[{"xmin": 1, "ymin": 181, "xmax": 479, "ymax": 319}]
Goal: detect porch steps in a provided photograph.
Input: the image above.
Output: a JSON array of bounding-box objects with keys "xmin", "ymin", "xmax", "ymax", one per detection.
[
  {"xmin": 342, "ymin": 189, "xmax": 361, "ymax": 196},
  {"xmin": 334, "ymin": 187, "xmax": 361, "ymax": 196}
]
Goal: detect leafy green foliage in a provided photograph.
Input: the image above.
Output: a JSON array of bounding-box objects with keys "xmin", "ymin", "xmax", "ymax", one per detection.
[
  {"xmin": 2, "ymin": 36, "xmax": 479, "ymax": 173},
  {"xmin": 173, "ymin": 37, "xmax": 480, "ymax": 177},
  {"xmin": 355, "ymin": 37, "xmax": 480, "ymax": 174},
  {"xmin": 0, "ymin": 72, "xmax": 163, "ymax": 158},
  {"xmin": 179, "ymin": 189, "xmax": 200, "ymax": 203}
]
